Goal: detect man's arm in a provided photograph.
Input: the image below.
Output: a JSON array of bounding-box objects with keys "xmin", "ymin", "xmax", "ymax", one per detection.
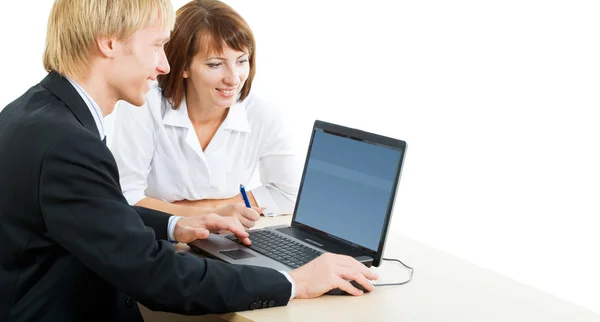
[
  {"xmin": 131, "ymin": 206, "xmax": 171, "ymax": 240},
  {"xmin": 39, "ymin": 133, "xmax": 291, "ymax": 314}
]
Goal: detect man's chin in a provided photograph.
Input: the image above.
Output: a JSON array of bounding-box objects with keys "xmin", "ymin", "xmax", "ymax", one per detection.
[{"xmin": 122, "ymin": 95, "xmax": 146, "ymax": 107}]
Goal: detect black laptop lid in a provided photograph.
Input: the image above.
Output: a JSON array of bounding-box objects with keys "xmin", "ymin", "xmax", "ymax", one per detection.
[{"xmin": 291, "ymin": 120, "xmax": 407, "ymax": 267}]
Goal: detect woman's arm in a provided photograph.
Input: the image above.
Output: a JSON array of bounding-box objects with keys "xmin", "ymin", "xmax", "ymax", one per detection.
[
  {"xmin": 173, "ymin": 192, "xmax": 258, "ymax": 209},
  {"xmin": 165, "ymin": 197, "xmax": 260, "ymax": 229},
  {"xmin": 137, "ymin": 197, "xmax": 215, "ymax": 217},
  {"xmin": 249, "ymin": 107, "xmax": 302, "ymax": 216}
]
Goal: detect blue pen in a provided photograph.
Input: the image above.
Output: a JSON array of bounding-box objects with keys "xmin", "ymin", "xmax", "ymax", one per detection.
[{"xmin": 239, "ymin": 184, "xmax": 251, "ymax": 208}]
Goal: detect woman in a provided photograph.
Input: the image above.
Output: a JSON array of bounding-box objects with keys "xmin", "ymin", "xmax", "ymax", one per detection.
[{"xmin": 110, "ymin": 0, "xmax": 301, "ymax": 221}]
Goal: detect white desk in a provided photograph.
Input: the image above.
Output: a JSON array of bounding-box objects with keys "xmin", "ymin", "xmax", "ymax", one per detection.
[{"xmin": 141, "ymin": 216, "xmax": 600, "ymax": 322}]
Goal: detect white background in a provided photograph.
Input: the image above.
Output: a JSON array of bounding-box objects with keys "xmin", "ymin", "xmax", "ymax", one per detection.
[{"xmin": 1, "ymin": 0, "xmax": 599, "ymax": 314}]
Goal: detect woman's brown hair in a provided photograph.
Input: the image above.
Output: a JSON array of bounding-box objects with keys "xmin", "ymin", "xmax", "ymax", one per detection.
[{"xmin": 158, "ymin": 0, "xmax": 256, "ymax": 109}]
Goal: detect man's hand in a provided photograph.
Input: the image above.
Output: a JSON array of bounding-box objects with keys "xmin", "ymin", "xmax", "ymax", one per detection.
[
  {"xmin": 289, "ymin": 253, "xmax": 379, "ymax": 298},
  {"xmin": 214, "ymin": 203, "xmax": 262, "ymax": 229},
  {"xmin": 173, "ymin": 213, "xmax": 251, "ymax": 245}
]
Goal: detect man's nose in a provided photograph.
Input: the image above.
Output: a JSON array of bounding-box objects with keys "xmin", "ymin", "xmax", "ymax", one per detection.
[{"xmin": 157, "ymin": 50, "xmax": 170, "ymax": 75}]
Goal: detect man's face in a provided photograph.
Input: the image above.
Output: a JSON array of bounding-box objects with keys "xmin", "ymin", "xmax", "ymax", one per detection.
[{"xmin": 109, "ymin": 22, "xmax": 170, "ymax": 106}]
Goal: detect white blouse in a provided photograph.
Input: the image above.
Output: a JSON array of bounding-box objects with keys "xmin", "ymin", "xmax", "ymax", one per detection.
[{"xmin": 109, "ymin": 84, "xmax": 302, "ymax": 216}]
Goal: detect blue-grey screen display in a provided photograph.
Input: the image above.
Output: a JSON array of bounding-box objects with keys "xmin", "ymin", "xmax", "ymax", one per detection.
[{"xmin": 294, "ymin": 129, "xmax": 402, "ymax": 251}]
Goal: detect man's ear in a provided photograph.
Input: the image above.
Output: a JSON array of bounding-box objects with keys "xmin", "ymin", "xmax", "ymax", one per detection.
[{"xmin": 97, "ymin": 36, "xmax": 118, "ymax": 58}]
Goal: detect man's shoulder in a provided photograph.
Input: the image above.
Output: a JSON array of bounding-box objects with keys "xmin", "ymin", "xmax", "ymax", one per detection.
[
  {"xmin": 2, "ymin": 82, "xmax": 75, "ymax": 123},
  {"xmin": 0, "ymin": 83, "xmax": 96, "ymax": 152}
]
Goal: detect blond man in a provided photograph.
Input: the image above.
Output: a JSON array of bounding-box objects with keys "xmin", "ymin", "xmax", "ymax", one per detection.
[{"xmin": 0, "ymin": 0, "xmax": 378, "ymax": 320}]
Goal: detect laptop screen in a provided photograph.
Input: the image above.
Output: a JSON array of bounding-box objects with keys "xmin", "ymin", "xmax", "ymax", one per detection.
[{"xmin": 293, "ymin": 128, "xmax": 403, "ymax": 252}]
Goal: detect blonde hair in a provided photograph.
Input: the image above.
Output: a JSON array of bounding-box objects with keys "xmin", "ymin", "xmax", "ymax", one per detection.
[{"xmin": 43, "ymin": 0, "xmax": 175, "ymax": 78}]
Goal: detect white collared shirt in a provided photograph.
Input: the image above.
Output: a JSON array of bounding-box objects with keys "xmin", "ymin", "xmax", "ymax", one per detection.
[
  {"xmin": 65, "ymin": 77, "xmax": 105, "ymax": 140},
  {"xmin": 109, "ymin": 84, "xmax": 301, "ymax": 216}
]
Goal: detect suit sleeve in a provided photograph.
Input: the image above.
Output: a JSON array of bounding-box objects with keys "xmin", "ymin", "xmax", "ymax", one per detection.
[
  {"xmin": 39, "ymin": 133, "xmax": 291, "ymax": 314},
  {"xmin": 131, "ymin": 205, "xmax": 170, "ymax": 241}
]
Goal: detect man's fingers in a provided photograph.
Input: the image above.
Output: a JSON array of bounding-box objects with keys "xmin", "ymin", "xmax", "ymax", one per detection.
[
  {"xmin": 181, "ymin": 227, "xmax": 209, "ymax": 242},
  {"xmin": 194, "ymin": 228, "xmax": 210, "ymax": 240},
  {"xmin": 338, "ymin": 256, "xmax": 379, "ymax": 281},
  {"xmin": 237, "ymin": 236, "xmax": 252, "ymax": 246},
  {"xmin": 203, "ymin": 214, "xmax": 251, "ymax": 245},
  {"xmin": 340, "ymin": 271, "xmax": 375, "ymax": 293},
  {"xmin": 348, "ymin": 263, "xmax": 379, "ymax": 281},
  {"xmin": 224, "ymin": 217, "xmax": 252, "ymax": 245},
  {"xmin": 202, "ymin": 215, "xmax": 246, "ymax": 236},
  {"xmin": 225, "ymin": 223, "xmax": 248, "ymax": 235},
  {"xmin": 223, "ymin": 218, "xmax": 252, "ymax": 246},
  {"xmin": 363, "ymin": 269, "xmax": 379, "ymax": 281},
  {"xmin": 336, "ymin": 279, "xmax": 364, "ymax": 296}
]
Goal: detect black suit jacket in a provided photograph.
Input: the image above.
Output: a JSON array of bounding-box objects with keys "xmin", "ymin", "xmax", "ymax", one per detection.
[{"xmin": 0, "ymin": 72, "xmax": 291, "ymax": 322}]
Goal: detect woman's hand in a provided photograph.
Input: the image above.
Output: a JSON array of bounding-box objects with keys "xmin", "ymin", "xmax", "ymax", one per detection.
[{"xmin": 214, "ymin": 203, "xmax": 263, "ymax": 229}]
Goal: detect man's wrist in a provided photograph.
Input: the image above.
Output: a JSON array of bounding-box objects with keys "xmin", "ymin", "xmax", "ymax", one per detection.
[
  {"xmin": 279, "ymin": 271, "xmax": 296, "ymax": 300},
  {"xmin": 167, "ymin": 216, "xmax": 182, "ymax": 242}
]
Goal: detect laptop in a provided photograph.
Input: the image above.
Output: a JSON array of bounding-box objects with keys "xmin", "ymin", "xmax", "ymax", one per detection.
[{"xmin": 189, "ymin": 120, "xmax": 407, "ymax": 271}]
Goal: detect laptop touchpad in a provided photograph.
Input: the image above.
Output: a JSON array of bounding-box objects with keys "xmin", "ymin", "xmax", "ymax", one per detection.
[{"xmin": 219, "ymin": 249, "xmax": 255, "ymax": 260}]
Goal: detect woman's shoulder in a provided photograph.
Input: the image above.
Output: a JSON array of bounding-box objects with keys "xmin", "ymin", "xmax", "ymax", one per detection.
[
  {"xmin": 241, "ymin": 92, "xmax": 284, "ymax": 130},
  {"xmin": 239, "ymin": 92, "xmax": 297, "ymax": 151}
]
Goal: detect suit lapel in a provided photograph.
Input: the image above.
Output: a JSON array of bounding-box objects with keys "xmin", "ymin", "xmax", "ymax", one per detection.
[{"xmin": 40, "ymin": 71, "xmax": 98, "ymax": 136}]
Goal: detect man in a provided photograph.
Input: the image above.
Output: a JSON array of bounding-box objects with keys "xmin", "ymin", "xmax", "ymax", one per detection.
[{"xmin": 0, "ymin": 0, "xmax": 377, "ymax": 321}]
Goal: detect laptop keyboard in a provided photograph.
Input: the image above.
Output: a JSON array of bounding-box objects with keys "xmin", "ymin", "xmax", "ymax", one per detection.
[{"xmin": 226, "ymin": 229, "xmax": 323, "ymax": 269}]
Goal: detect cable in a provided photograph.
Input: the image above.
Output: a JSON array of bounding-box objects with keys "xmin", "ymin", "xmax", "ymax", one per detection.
[{"xmin": 374, "ymin": 257, "xmax": 414, "ymax": 287}]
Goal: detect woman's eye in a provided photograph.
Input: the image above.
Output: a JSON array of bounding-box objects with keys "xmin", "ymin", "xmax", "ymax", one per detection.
[
  {"xmin": 238, "ymin": 59, "xmax": 249, "ymax": 64},
  {"xmin": 207, "ymin": 63, "xmax": 221, "ymax": 68}
]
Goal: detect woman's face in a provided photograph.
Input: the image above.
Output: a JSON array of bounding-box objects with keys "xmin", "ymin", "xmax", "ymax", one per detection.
[{"xmin": 184, "ymin": 45, "xmax": 250, "ymax": 109}]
